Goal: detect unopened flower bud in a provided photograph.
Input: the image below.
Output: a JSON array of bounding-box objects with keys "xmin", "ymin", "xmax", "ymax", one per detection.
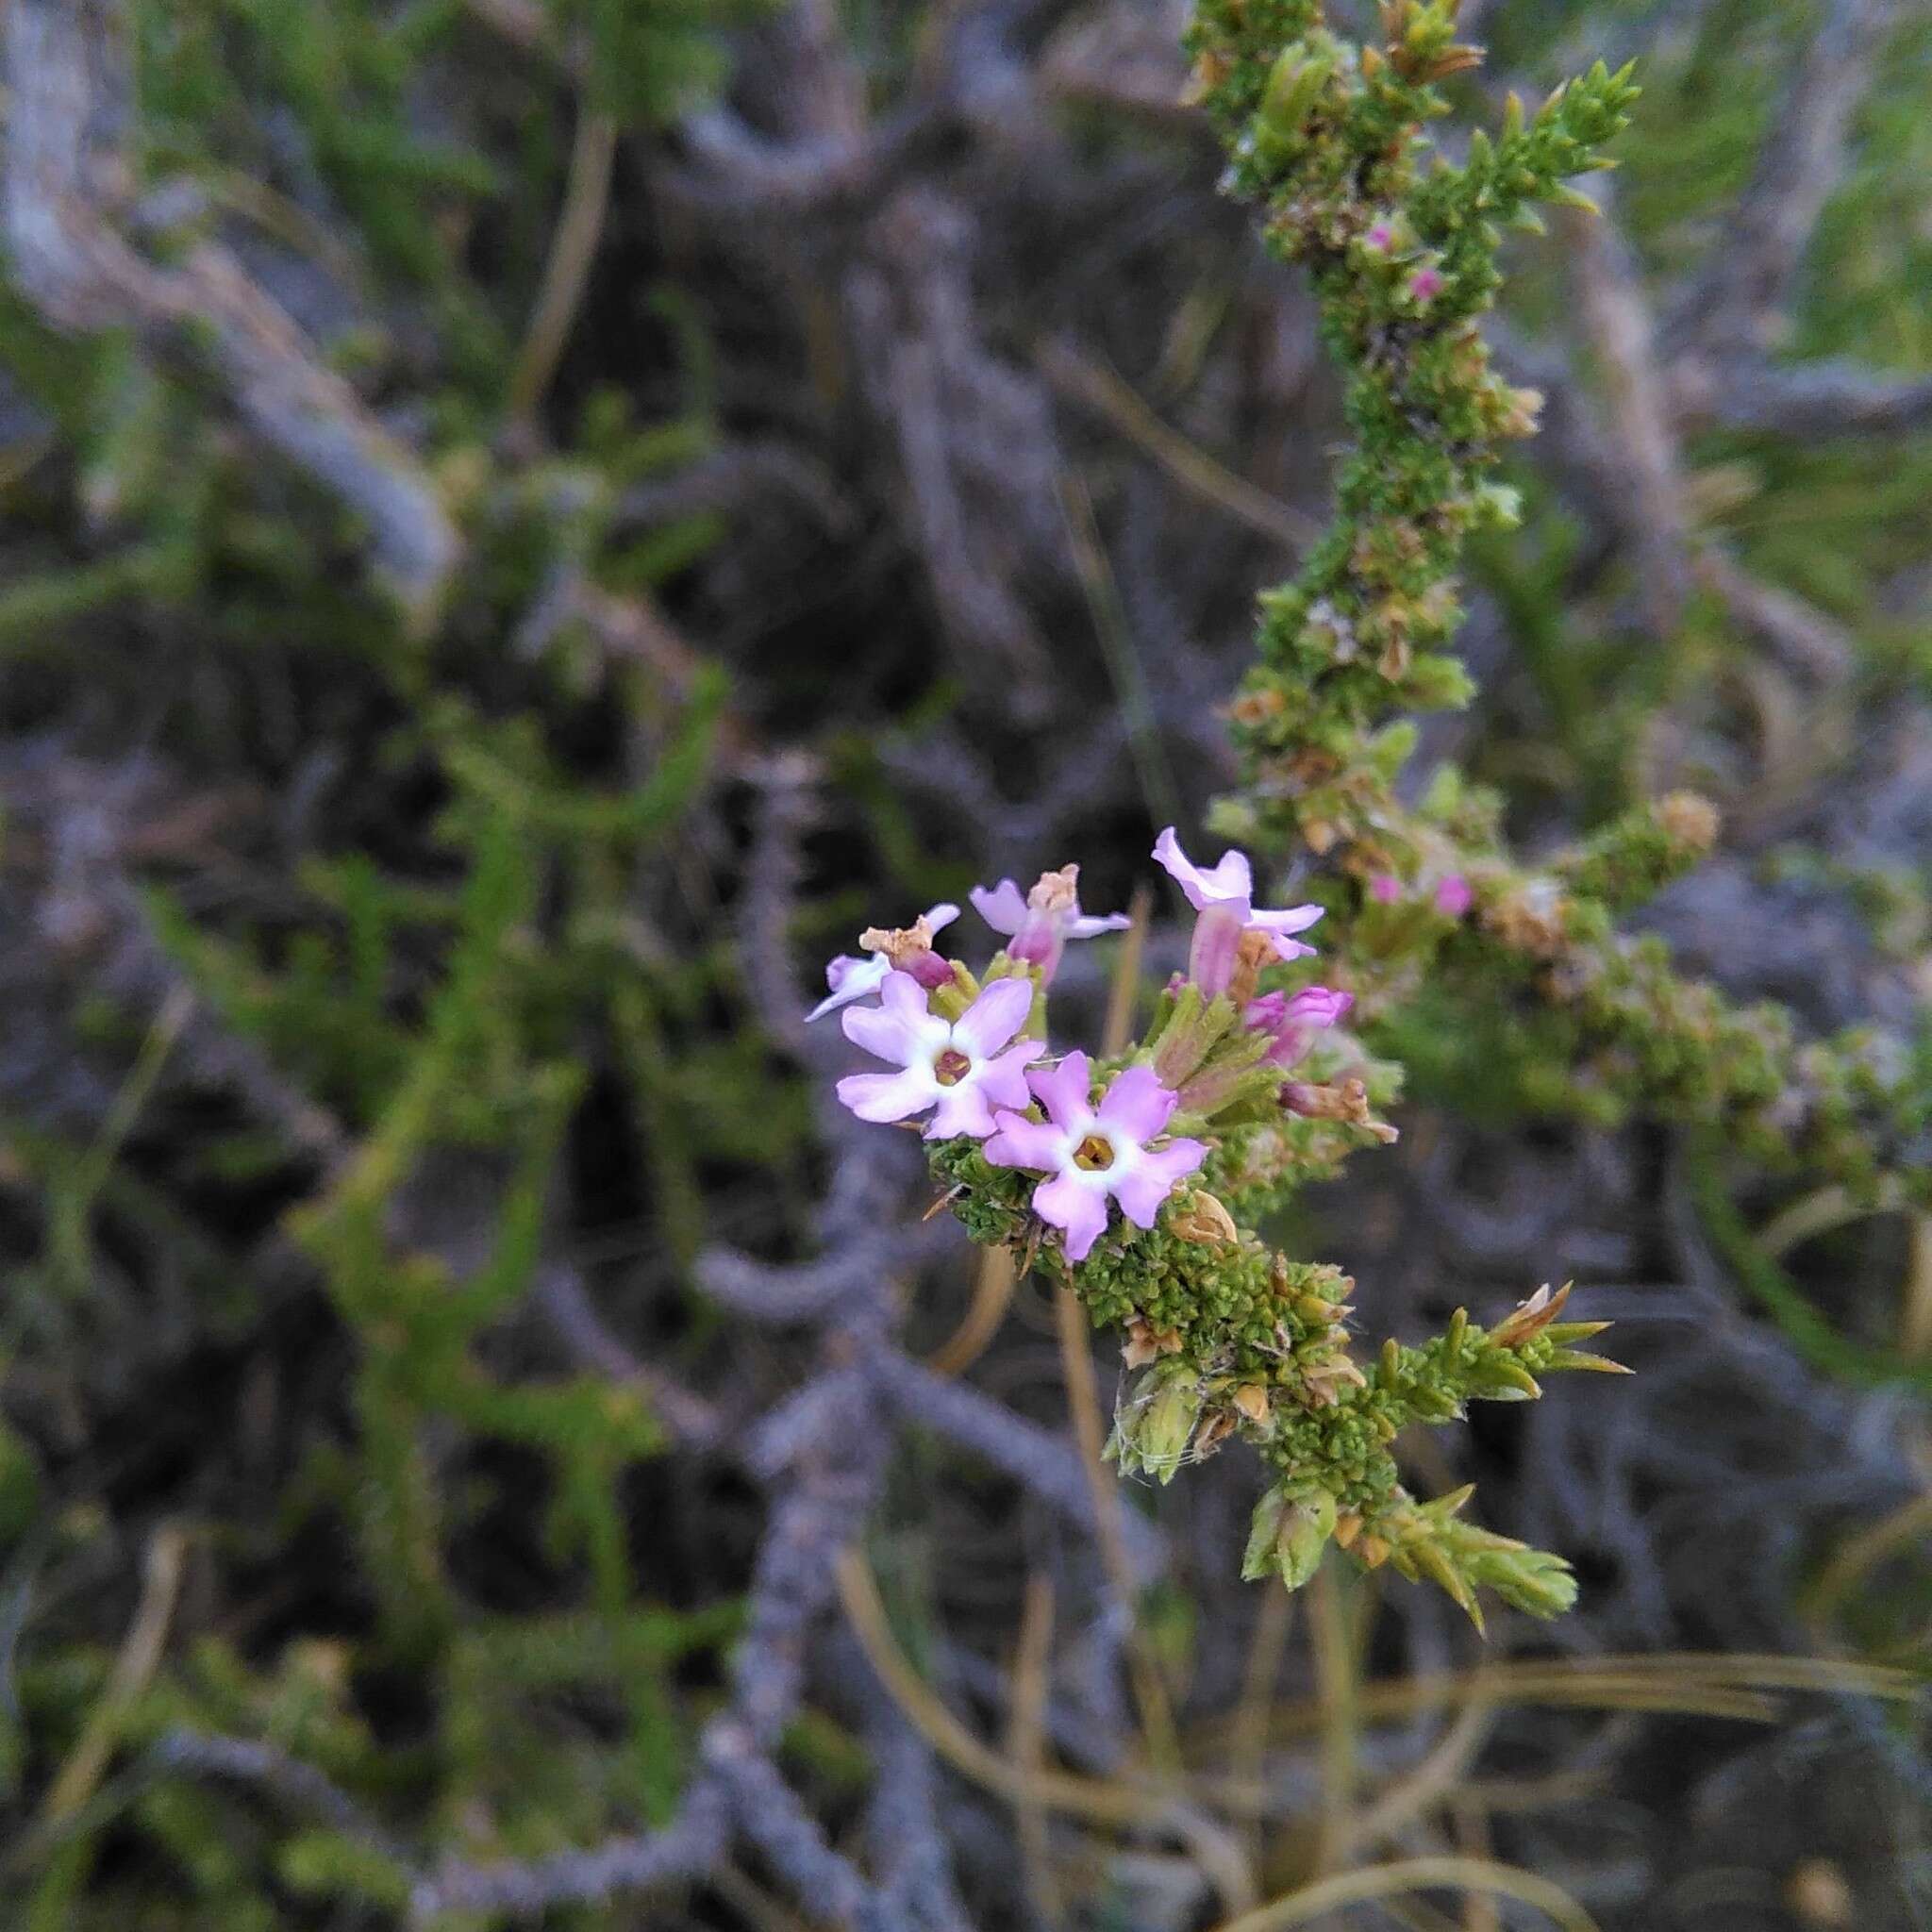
[
  {"xmin": 1467, "ymin": 1540, "xmax": 1578, "ymax": 1620},
  {"xmin": 1241, "ymin": 1481, "xmax": 1338, "ymax": 1589},
  {"xmin": 1256, "ymin": 986, "xmax": 1354, "ymax": 1070},
  {"xmin": 1258, "ymin": 36, "xmax": 1339, "ymax": 141},
  {"xmin": 1107, "ymin": 1369, "xmax": 1204, "ymax": 1485}
]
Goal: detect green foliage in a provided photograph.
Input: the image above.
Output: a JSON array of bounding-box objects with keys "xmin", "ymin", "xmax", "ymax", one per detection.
[
  {"xmin": 0, "ymin": 4, "xmax": 791, "ymax": 1921},
  {"xmin": 1189, "ymin": 0, "xmax": 1928, "ymax": 1208}
]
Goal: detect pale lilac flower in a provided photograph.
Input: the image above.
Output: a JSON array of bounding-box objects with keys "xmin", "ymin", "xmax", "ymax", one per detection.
[
  {"xmin": 970, "ymin": 864, "xmax": 1130, "ymax": 985},
  {"xmin": 1246, "ymin": 985, "xmax": 1354, "ymax": 1069},
  {"xmin": 985, "ymin": 1051, "xmax": 1206, "ymax": 1264},
  {"xmin": 807, "ymin": 903, "xmax": 958, "ymax": 1022},
  {"xmin": 836, "ymin": 971, "xmax": 1038, "ymax": 1139},
  {"xmin": 1152, "ymin": 826, "xmax": 1323, "ymax": 998}
]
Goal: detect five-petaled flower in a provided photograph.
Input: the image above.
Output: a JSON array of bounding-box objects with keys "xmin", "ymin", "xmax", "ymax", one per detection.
[
  {"xmin": 986, "ymin": 1052, "xmax": 1206, "ymax": 1263},
  {"xmin": 1153, "ymin": 826, "xmax": 1323, "ymax": 999},
  {"xmin": 807, "ymin": 904, "xmax": 959, "ymax": 1023},
  {"xmin": 835, "ymin": 971, "xmax": 1039, "ymax": 1139},
  {"xmin": 970, "ymin": 864, "xmax": 1130, "ymax": 985}
]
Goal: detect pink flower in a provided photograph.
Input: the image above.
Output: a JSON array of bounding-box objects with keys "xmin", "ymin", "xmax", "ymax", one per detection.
[
  {"xmin": 1406, "ymin": 264, "xmax": 1444, "ymax": 308},
  {"xmin": 807, "ymin": 904, "xmax": 959, "ymax": 1022},
  {"xmin": 1152, "ymin": 826, "xmax": 1323, "ymax": 999},
  {"xmin": 1246, "ymin": 985, "xmax": 1354, "ymax": 1069},
  {"xmin": 970, "ymin": 864, "xmax": 1130, "ymax": 985},
  {"xmin": 1368, "ymin": 873, "xmax": 1403, "ymax": 904},
  {"xmin": 1365, "ymin": 220, "xmax": 1396, "ymax": 255},
  {"xmin": 836, "ymin": 972, "xmax": 1040, "ymax": 1139},
  {"xmin": 1434, "ymin": 874, "xmax": 1473, "ymax": 918},
  {"xmin": 985, "ymin": 1051, "xmax": 1206, "ymax": 1263}
]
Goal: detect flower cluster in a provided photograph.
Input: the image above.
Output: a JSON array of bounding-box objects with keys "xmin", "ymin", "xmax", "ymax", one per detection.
[{"xmin": 818, "ymin": 829, "xmax": 1621, "ymax": 1623}]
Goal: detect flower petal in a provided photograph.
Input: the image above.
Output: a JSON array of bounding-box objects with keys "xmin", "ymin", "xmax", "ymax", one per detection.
[
  {"xmin": 1259, "ymin": 930, "xmax": 1320, "ymax": 963},
  {"xmin": 976, "ymin": 1041, "xmax": 1041, "ymax": 1114},
  {"xmin": 984, "ymin": 1111, "xmax": 1070, "ymax": 1171},
  {"xmin": 1250, "ymin": 903, "xmax": 1324, "ymax": 937},
  {"xmin": 836, "ymin": 1068, "xmax": 937, "ymax": 1123},
  {"xmin": 878, "ymin": 968, "xmax": 937, "ymax": 1023},
  {"xmin": 1067, "ymin": 911, "xmax": 1133, "ymax": 939},
  {"xmin": 1259, "ymin": 931, "xmax": 1321, "ymax": 961},
  {"xmin": 1287, "ymin": 987, "xmax": 1352, "ymax": 1028},
  {"xmin": 925, "ymin": 902, "xmax": 961, "ymax": 933},
  {"xmin": 1186, "ymin": 902, "xmax": 1247, "ymax": 997},
  {"xmin": 1096, "ymin": 1065, "xmax": 1178, "ymax": 1141},
  {"xmin": 968, "ymin": 880, "xmax": 1027, "ymax": 937},
  {"xmin": 927, "ymin": 1084, "xmax": 998, "ymax": 1140},
  {"xmin": 1154, "ymin": 826, "xmax": 1252, "ymax": 908},
  {"xmin": 843, "ymin": 992, "xmax": 941, "ymax": 1066},
  {"xmin": 1033, "ymin": 1170, "xmax": 1111, "ymax": 1263},
  {"xmin": 1112, "ymin": 1140, "xmax": 1207, "ymax": 1226},
  {"xmin": 1152, "ymin": 826, "xmax": 1208, "ymax": 909},
  {"xmin": 1027, "ymin": 1051, "xmax": 1095, "ymax": 1132},
  {"xmin": 806, "ymin": 952, "xmax": 888, "ymax": 1023},
  {"xmin": 952, "ymin": 975, "xmax": 1034, "ymax": 1059}
]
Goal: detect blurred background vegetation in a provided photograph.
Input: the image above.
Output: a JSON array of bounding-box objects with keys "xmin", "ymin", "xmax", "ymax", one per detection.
[{"xmin": 0, "ymin": 0, "xmax": 1925, "ymax": 1926}]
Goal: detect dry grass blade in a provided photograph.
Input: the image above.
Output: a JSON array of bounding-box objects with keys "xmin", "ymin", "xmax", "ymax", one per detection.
[
  {"xmin": 1051, "ymin": 1228, "xmax": 1182, "ymax": 1774},
  {"xmin": 1341, "ymin": 1696, "xmax": 1496, "ymax": 1857},
  {"xmin": 1208, "ymin": 1853, "xmax": 1600, "ymax": 1932},
  {"xmin": 833, "ymin": 1545, "xmax": 1167, "ymax": 1829},
  {"xmin": 1903, "ymin": 1212, "xmax": 1932, "ymax": 1360},
  {"xmin": 1803, "ymin": 1491, "xmax": 1932, "ymax": 1634},
  {"xmin": 1754, "ymin": 1180, "xmax": 1906, "ymax": 1257},
  {"xmin": 1040, "ymin": 339, "xmax": 1321, "ymax": 551},
  {"xmin": 508, "ymin": 103, "xmax": 620, "ymax": 424},
  {"xmin": 1252, "ymin": 1652, "xmax": 1924, "ymax": 1735},
  {"xmin": 41, "ymin": 1524, "xmax": 189, "ymax": 1827},
  {"xmin": 1102, "ymin": 881, "xmax": 1153, "ymax": 1060},
  {"xmin": 924, "ymin": 1244, "xmax": 1018, "ymax": 1376},
  {"xmin": 1307, "ymin": 1563, "xmax": 1357, "ymax": 1874},
  {"xmin": 1231, "ymin": 1584, "xmax": 1292, "ymax": 1866},
  {"xmin": 1008, "ymin": 1574, "xmax": 1061, "ymax": 1925}
]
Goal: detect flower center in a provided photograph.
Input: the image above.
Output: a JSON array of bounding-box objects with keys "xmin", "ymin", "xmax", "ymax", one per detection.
[
  {"xmin": 1074, "ymin": 1133, "xmax": 1115, "ymax": 1172},
  {"xmin": 933, "ymin": 1047, "xmax": 973, "ymax": 1088}
]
